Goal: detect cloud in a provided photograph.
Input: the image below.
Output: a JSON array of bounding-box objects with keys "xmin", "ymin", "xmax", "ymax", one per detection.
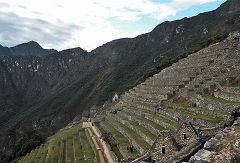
[
  {"xmin": 0, "ymin": 0, "xmax": 219, "ymax": 51},
  {"xmin": 0, "ymin": 12, "xmax": 82, "ymax": 49}
]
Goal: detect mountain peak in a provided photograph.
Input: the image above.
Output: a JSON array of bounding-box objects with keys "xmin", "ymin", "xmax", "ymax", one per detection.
[
  {"xmin": 8, "ymin": 41, "xmax": 57, "ymax": 57},
  {"xmin": 26, "ymin": 41, "xmax": 42, "ymax": 47},
  {"xmin": 13, "ymin": 41, "xmax": 42, "ymax": 50}
]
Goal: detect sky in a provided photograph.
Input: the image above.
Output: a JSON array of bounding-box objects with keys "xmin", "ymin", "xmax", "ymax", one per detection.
[{"xmin": 0, "ymin": 0, "xmax": 226, "ymax": 51}]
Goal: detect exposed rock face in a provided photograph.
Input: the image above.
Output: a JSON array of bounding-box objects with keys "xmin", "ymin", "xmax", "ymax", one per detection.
[
  {"xmin": 190, "ymin": 118, "xmax": 240, "ymax": 163},
  {"xmin": 1, "ymin": 0, "xmax": 240, "ymax": 162}
]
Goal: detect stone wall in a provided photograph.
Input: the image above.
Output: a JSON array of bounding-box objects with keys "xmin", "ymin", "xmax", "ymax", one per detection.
[{"xmin": 214, "ymin": 91, "xmax": 240, "ymax": 102}]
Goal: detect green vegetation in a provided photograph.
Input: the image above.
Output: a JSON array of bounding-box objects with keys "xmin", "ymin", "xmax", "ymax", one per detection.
[
  {"xmin": 18, "ymin": 123, "xmax": 98, "ymax": 163},
  {"xmin": 101, "ymin": 121, "xmax": 139, "ymax": 157},
  {"xmin": 123, "ymin": 110, "xmax": 166, "ymax": 131},
  {"xmin": 107, "ymin": 117, "xmax": 150, "ymax": 149},
  {"xmin": 166, "ymin": 107, "xmax": 223, "ymax": 123},
  {"xmin": 118, "ymin": 114, "xmax": 157, "ymax": 141},
  {"xmin": 131, "ymin": 107, "xmax": 180, "ymax": 127}
]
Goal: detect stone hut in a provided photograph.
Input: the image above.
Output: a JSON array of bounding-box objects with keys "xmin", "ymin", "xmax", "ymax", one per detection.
[
  {"xmin": 112, "ymin": 93, "xmax": 119, "ymax": 102},
  {"xmin": 151, "ymin": 132, "xmax": 181, "ymax": 161},
  {"xmin": 175, "ymin": 122, "xmax": 196, "ymax": 147},
  {"xmin": 81, "ymin": 110, "xmax": 90, "ymax": 121},
  {"xmin": 90, "ymin": 105, "xmax": 97, "ymax": 116}
]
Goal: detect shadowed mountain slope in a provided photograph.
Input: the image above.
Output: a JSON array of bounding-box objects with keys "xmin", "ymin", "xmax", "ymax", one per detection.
[{"xmin": 0, "ymin": 0, "xmax": 240, "ymax": 162}]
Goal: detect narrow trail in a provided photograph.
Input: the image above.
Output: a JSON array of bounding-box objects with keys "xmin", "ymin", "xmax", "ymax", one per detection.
[
  {"xmin": 83, "ymin": 121, "xmax": 113, "ymax": 163},
  {"xmin": 90, "ymin": 122, "xmax": 115, "ymax": 163}
]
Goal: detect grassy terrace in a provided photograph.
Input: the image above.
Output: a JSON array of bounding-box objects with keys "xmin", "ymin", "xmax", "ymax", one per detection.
[
  {"xmin": 169, "ymin": 101, "xmax": 230, "ymax": 116},
  {"xmin": 66, "ymin": 137, "xmax": 74, "ymax": 162},
  {"xmin": 126, "ymin": 99, "xmax": 160, "ymax": 108},
  {"xmin": 203, "ymin": 95, "xmax": 240, "ymax": 105},
  {"xmin": 79, "ymin": 129, "xmax": 95, "ymax": 163},
  {"xmin": 18, "ymin": 123, "xmax": 97, "ymax": 163},
  {"xmin": 185, "ymin": 106, "xmax": 230, "ymax": 116},
  {"xmin": 97, "ymin": 122, "xmax": 124, "ymax": 160},
  {"xmin": 131, "ymin": 93, "xmax": 163, "ymax": 102},
  {"xmin": 117, "ymin": 114, "xmax": 157, "ymax": 141},
  {"xmin": 34, "ymin": 144, "xmax": 47, "ymax": 162},
  {"xmin": 100, "ymin": 121, "xmax": 139, "ymax": 157},
  {"xmin": 123, "ymin": 110, "xmax": 166, "ymax": 131},
  {"xmin": 166, "ymin": 107, "xmax": 223, "ymax": 123},
  {"xmin": 107, "ymin": 117, "xmax": 150, "ymax": 150},
  {"xmin": 129, "ymin": 107, "xmax": 180, "ymax": 127},
  {"xmin": 123, "ymin": 94, "xmax": 159, "ymax": 105},
  {"xmin": 73, "ymin": 134, "xmax": 84, "ymax": 162}
]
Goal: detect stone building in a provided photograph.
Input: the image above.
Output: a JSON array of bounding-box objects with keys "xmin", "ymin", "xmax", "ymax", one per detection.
[
  {"xmin": 176, "ymin": 122, "xmax": 197, "ymax": 147},
  {"xmin": 151, "ymin": 132, "xmax": 181, "ymax": 161},
  {"xmin": 112, "ymin": 93, "xmax": 119, "ymax": 102},
  {"xmin": 90, "ymin": 105, "xmax": 97, "ymax": 116}
]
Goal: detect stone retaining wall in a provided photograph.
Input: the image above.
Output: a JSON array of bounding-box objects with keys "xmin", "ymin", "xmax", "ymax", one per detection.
[
  {"xmin": 120, "ymin": 112, "xmax": 160, "ymax": 136},
  {"xmin": 114, "ymin": 115, "xmax": 154, "ymax": 145},
  {"xmin": 214, "ymin": 91, "xmax": 240, "ymax": 102},
  {"xmin": 106, "ymin": 119, "xmax": 145, "ymax": 154}
]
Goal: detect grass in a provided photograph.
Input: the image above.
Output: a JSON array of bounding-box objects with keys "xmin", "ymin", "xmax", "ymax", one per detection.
[
  {"xmin": 107, "ymin": 117, "xmax": 150, "ymax": 150},
  {"xmin": 66, "ymin": 137, "xmax": 74, "ymax": 162},
  {"xmin": 79, "ymin": 129, "xmax": 95, "ymax": 163},
  {"xmin": 123, "ymin": 110, "xmax": 166, "ymax": 131},
  {"xmin": 18, "ymin": 123, "xmax": 97, "ymax": 163},
  {"xmin": 166, "ymin": 107, "xmax": 223, "ymax": 123},
  {"xmin": 73, "ymin": 134, "xmax": 84, "ymax": 162},
  {"xmin": 97, "ymin": 123, "xmax": 124, "ymax": 161},
  {"xmin": 131, "ymin": 107, "xmax": 180, "ymax": 127},
  {"xmin": 101, "ymin": 121, "xmax": 139, "ymax": 157},
  {"xmin": 118, "ymin": 114, "xmax": 157, "ymax": 141}
]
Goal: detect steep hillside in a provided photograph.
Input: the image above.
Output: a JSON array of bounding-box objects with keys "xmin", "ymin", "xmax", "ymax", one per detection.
[
  {"xmin": 19, "ymin": 31, "xmax": 240, "ymax": 163},
  {"xmin": 1, "ymin": 0, "xmax": 240, "ymax": 162}
]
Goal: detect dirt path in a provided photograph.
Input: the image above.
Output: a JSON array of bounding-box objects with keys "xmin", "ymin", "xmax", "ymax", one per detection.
[
  {"xmin": 83, "ymin": 121, "xmax": 115, "ymax": 163},
  {"xmin": 86, "ymin": 127, "xmax": 106, "ymax": 163}
]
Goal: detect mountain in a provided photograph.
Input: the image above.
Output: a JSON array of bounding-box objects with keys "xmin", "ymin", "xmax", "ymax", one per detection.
[
  {"xmin": 0, "ymin": 45, "xmax": 11, "ymax": 56},
  {"xmin": 0, "ymin": 0, "xmax": 240, "ymax": 162},
  {"xmin": 0, "ymin": 41, "xmax": 57, "ymax": 56},
  {"xmin": 17, "ymin": 31, "xmax": 240, "ymax": 162}
]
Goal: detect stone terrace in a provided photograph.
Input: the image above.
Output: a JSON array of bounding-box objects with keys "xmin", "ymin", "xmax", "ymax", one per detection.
[{"xmin": 92, "ymin": 32, "xmax": 240, "ymax": 162}]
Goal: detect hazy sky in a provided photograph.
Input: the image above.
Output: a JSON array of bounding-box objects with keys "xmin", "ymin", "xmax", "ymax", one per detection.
[{"xmin": 0, "ymin": 0, "xmax": 226, "ymax": 51}]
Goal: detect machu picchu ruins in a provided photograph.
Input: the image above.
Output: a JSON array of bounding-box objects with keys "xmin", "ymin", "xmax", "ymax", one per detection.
[
  {"xmin": 17, "ymin": 31, "xmax": 240, "ymax": 163},
  {"xmin": 1, "ymin": 0, "xmax": 240, "ymax": 162}
]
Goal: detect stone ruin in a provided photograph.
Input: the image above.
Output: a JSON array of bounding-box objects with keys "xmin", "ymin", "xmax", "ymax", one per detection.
[{"xmin": 93, "ymin": 32, "xmax": 240, "ymax": 163}]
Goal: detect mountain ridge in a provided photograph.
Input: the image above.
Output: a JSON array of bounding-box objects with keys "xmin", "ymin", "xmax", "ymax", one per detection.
[
  {"xmin": 0, "ymin": 0, "xmax": 240, "ymax": 162},
  {"xmin": 0, "ymin": 41, "xmax": 58, "ymax": 56}
]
